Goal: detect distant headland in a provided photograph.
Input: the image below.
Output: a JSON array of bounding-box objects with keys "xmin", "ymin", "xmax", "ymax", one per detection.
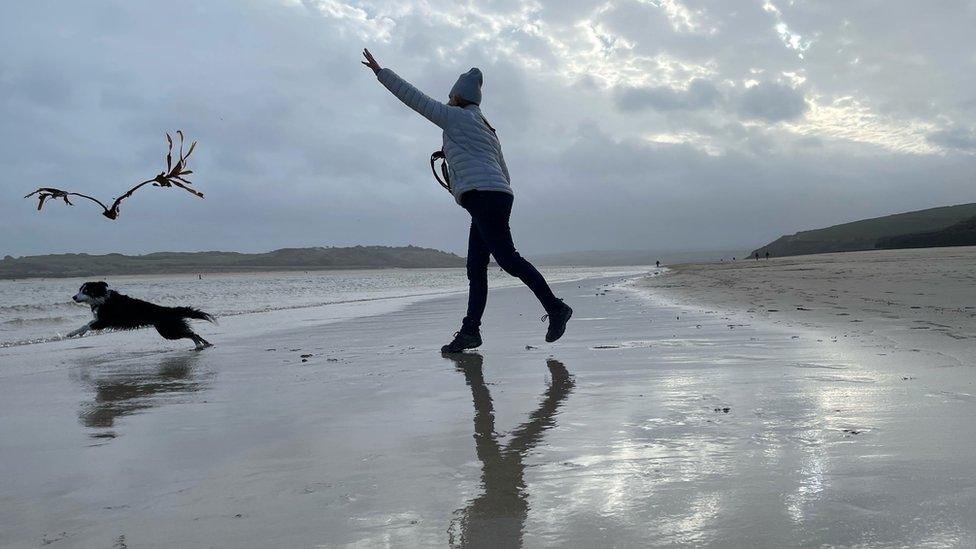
[
  {"xmin": 753, "ymin": 203, "xmax": 976, "ymax": 258},
  {"xmin": 0, "ymin": 246, "xmax": 465, "ymax": 279}
]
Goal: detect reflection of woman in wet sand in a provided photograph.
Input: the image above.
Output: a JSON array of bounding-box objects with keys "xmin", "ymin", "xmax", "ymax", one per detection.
[{"xmin": 443, "ymin": 353, "xmax": 574, "ymax": 548}]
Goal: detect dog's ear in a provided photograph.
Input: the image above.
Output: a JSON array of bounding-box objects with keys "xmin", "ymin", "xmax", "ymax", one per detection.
[{"xmin": 91, "ymin": 281, "xmax": 109, "ymax": 296}]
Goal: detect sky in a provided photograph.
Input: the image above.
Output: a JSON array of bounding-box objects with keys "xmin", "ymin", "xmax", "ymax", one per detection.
[{"xmin": 1, "ymin": 0, "xmax": 974, "ymax": 257}]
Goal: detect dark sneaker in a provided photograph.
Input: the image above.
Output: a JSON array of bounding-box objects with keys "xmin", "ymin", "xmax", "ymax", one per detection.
[
  {"xmin": 441, "ymin": 331, "xmax": 482, "ymax": 353},
  {"xmin": 543, "ymin": 301, "xmax": 573, "ymax": 343}
]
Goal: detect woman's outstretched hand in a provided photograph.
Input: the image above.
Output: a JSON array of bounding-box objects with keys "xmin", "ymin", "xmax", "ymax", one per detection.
[{"xmin": 361, "ymin": 48, "xmax": 381, "ymax": 74}]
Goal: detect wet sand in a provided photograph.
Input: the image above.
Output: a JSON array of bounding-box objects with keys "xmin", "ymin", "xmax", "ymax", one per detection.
[
  {"xmin": 2, "ymin": 270, "xmax": 976, "ymax": 547},
  {"xmin": 640, "ymin": 246, "xmax": 976, "ymax": 369}
]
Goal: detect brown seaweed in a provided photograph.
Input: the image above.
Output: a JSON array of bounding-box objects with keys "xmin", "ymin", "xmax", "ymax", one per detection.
[{"xmin": 25, "ymin": 131, "xmax": 202, "ymax": 220}]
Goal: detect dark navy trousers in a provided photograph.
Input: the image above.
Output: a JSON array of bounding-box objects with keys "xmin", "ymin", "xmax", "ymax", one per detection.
[{"xmin": 459, "ymin": 190, "xmax": 559, "ymax": 334}]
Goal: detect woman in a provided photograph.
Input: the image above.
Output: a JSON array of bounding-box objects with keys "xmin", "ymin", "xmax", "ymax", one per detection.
[{"xmin": 361, "ymin": 49, "xmax": 572, "ymax": 353}]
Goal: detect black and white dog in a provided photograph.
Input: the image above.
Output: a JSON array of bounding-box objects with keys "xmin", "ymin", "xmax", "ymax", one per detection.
[{"xmin": 68, "ymin": 281, "xmax": 215, "ymax": 349}]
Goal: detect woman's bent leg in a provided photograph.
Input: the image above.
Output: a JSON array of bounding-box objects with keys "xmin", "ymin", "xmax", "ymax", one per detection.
[{"xmin": 465, "ymin": 192, "xmax": 560, "ymax": 313}]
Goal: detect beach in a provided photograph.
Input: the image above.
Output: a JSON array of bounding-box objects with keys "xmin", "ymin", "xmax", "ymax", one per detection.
[
  {"xmin": 639, "ymin": 246, "xmax": 976, "ymax": 370},
  {"xmin": 2, "ymin": 257, "xmax": 976, "ymax": 547}
]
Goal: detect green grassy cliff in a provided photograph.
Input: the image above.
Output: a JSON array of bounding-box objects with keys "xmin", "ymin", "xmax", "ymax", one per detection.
[
  {"xmin": 876, "ymin": 216, "xmax": 976, "ymax": 250},
  {"xmin": 752, "ymin": 203, "xmax": 976, "ymax": 257}
]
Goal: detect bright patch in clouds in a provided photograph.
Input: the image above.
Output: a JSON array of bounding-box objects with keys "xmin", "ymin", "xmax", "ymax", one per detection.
[
  {"xmin": 787, "ymin": 96, "xmax": 940, "ymax": 155},
  {"xmin": 300, "ymin": 0, "xmax": 397, "ymax": 40},
  {"xmin": 763, "ymin": 1, "xmax": 813, "ymax": 58},
  {"xmin": 640, "ymin": 0, "xmax": 714, "ymax": 34}
]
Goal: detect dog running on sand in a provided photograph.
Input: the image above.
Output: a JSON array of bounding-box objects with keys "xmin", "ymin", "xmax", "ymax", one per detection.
[{"xmin": 67, "ymin": 281, "xmax": 214, "ymax": 349}]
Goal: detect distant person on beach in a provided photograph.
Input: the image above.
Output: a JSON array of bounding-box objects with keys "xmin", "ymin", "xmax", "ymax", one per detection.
[
  {"xmin": 765, "ymin": 251, "xmax": 770, "ymax": 260},
  {"xmin": 656, "ymin": 260, "xmax": 660, "ymax": 268},
  {"xmin": 361, "ymin": 49, "xmax": 572, "ymax": 353}
]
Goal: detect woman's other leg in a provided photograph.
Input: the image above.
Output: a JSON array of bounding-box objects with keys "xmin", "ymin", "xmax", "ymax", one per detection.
[
  {"xmin": 464, "ymin": 191, "xmax": 560, "ymax": 313},
  {"xmin": 463, "ymin": 220, "xmax": 491, "ymax": 335}
]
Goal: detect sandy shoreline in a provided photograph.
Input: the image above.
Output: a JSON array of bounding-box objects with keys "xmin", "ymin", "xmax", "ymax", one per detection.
[
  {"xmin": 2, "ymin": 267, "xmax": 976, "ymax": 547},
  {"xmin": 640, "ymin": 246, "xmax": 976, "ymax": 370}
]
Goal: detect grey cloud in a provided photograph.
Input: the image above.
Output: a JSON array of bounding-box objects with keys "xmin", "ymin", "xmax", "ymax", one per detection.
[
  {"xmin": 613, "ymin": 78, "xmax": 808, "ymax": 126},
  {"xmin": 795, "ymin": 135, "xmax": 824, "ymax": 148},
  {"xmin": 734, "ymin": 82, "xmax": 809, "ymax": 122},
  {"xmin": 615, "ymin": 79, "xmax": 721, "ymax": 112},
  {"xmin": 927, "ymin": 127, "xmax": 976, "ymax": 152},
  {"xmin": 2, "ymin": 61, "xmax": 79, "ymax": 109}
]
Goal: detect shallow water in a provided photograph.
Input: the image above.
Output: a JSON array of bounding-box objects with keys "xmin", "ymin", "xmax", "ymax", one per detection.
[{"xmin": 0, "ymin": 266, "xmax": 649, "ymax": 347}]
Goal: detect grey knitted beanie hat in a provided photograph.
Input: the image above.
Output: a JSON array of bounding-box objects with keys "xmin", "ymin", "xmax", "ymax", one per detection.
[{"xmin": 449, "ymin": 68, "xmax": 483, "ymax": 105}]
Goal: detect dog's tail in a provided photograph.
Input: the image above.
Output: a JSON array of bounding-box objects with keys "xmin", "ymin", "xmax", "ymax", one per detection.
[{"xmin": 173, "ymin": 307, "xmax": 216, "ymax": 323}]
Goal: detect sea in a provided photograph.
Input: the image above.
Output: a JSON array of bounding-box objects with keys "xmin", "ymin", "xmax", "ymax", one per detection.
[{"xmin": 0, "ymin": 266, "xmax": 653, "ymax": 347}]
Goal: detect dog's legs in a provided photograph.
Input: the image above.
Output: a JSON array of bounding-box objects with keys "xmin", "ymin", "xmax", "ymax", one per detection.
[
  {"xmin": 66, "ymin": 321, "xmax": 93, "ymax": 338},
  {"xmin": 156, "ymin": 321, "xmax": 211, "ymax": 350},
  {"xmin": 191, "ymin": 333, "xmax": 213, "ymax": 350}
]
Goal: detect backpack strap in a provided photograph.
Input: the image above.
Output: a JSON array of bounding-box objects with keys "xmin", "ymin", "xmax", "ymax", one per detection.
[
  {"xmin": 428, "ymin": 114, "xmax": 497, "ymax": 194},
  {"xmin": 479, "ymin": 115, "xmax": 497, "ymax": 134},
  {"xmin": 430, "ymin": 150, "xmax": 451, "ymax": 192}
]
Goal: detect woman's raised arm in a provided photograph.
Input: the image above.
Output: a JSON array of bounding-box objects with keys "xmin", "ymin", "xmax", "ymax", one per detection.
[{"xmin": 362, "ymin": 48, "xmax": 452, "ymax": 129}]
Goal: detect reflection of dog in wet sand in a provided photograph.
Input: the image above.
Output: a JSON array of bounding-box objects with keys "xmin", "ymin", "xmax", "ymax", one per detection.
[
  {"xmin": 67, "ymin": 281, "xmax": 214, "ymax": 349},
  {"xmin": 77, "ymin": 352, "xmax": 211, "ymax": 431}
]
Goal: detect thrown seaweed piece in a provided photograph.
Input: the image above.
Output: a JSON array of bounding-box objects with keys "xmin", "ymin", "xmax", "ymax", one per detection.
[{"xmin": 25, "ymin": 131, "xmax": 202, "ymax": 220}]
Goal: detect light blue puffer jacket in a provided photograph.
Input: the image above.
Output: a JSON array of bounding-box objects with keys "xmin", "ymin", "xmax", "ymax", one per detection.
[{"xmin": 377, "ymin": 68, "xmax": 513, "ymax": 204}]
